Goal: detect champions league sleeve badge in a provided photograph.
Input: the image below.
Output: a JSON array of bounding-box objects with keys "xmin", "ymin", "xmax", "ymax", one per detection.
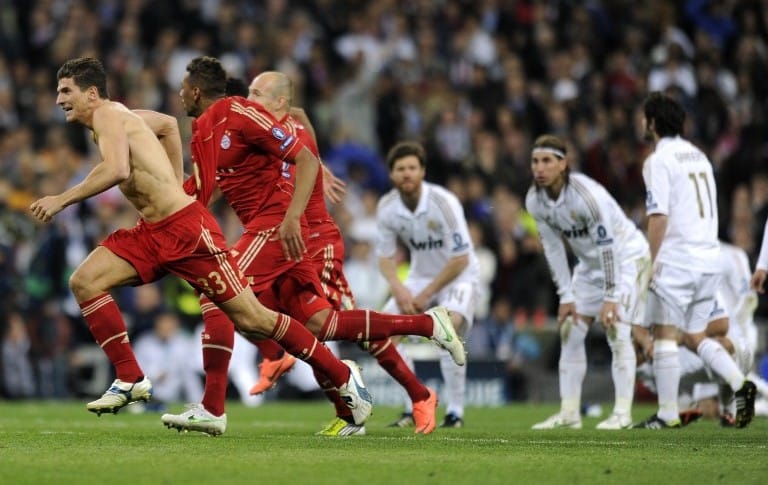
[{"xmin": 271, "ymin": 127, "xmax": 287, "ymax": 140}]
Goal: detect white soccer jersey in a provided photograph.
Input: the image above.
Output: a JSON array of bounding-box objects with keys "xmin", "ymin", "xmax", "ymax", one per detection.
[
  {"xmin": 717, "ymin": 242, "xmax": 758, "ymax": 344},
  {"xmin": 643, "ymin": 136, "xmax": 719, "ymax": 271},
  {"xmin": 525, "ymin": 173, "xmax": 649, "ymax": 303},
  {"xmin": 375, "ymin": 182, "xmax": 479, "ymax": 283}
]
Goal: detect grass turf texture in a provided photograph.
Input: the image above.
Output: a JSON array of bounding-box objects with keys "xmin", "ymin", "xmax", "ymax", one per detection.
[{"xmin": 1, "ymin": 401, "xmax": 765, "ymax": 484}]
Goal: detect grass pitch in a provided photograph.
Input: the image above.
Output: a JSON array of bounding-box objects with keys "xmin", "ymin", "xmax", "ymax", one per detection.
[{"xmin": 0, "ymin": 401, "xmax": 765, "ymax": 484}]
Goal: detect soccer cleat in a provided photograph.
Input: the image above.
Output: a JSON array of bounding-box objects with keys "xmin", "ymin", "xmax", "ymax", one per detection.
[
  {"xmin": 161, "ymin": 403, "xmax": 227, "ymax": 436},
  {"xmin": 249, "ymin": 353, "xmax": 297, "ymax": 395},
  {"xmin": 678, "ymin": 409, "xmax": 704, "ymax": 427},
  {"xmin": 595, "ymin": 413, "xmax": 632, "ymax": 430},
  {"xmin": 337, "ymin": 359, "xmax": 373, "ymax": 425},
  {"xmin": 412, "ymin": 388, "xmax": 438, "ymax": 434},
  {"xmin": 86, "ymin": 377, "xmax": 153, "ymax": 416},
  {"xmin": 315, "ymin": 417, "xmax": 366, "ymax": 437},
  {"xmin": 388, "ymin": 412, "xmax": 415, "ymax": 428},
  {"xmin": 632, "ymin": 414, "xmax": 681, "ymax": 429},
  {"xmin": 532, "ymin": 413, "xmax": 581, "ymax": 430},
  {"xmin": 734, "ymin": 380, "xmax": 757, "ymax": 428},
  {"xmin": 440, "ymin": 412, "xmax": 464, "ymax": 428},
  {"xmin": 426, "ymin": 306, "xmax": 466, "ymax": 366}
]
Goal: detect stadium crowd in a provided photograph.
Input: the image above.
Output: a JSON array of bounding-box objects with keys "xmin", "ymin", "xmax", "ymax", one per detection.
[{"xmin": 1, "ymin": 0, "xmax": 768, "ymax": 401}]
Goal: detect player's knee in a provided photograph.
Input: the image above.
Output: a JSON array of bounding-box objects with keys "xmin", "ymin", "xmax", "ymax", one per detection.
[{"xmin": 68, "ymin": 266, "xmax": 97, "ymax": 300}]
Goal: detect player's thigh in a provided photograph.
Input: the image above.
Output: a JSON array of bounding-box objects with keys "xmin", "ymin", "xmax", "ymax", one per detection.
[
  {"xmin": 232, "ymin": 227, "xmax": 294, "ymax": 294},
  {"xmin": 273, "ymin": 261, "xmax": 333, "ymax": 332},
  {"xmin": 684, "ymin": 273, "xmax": 721, "ymax": 334},
  {"xmin": 71, "ymin": 245, "xmax": 143, "ymax": 292},
  {"xmin": 435, "ymin": 281, "xmax": 477, "ymax": 331},
  {"xmin": 646, "ymin": 264, "xmax": 697, "ymax": 327}
]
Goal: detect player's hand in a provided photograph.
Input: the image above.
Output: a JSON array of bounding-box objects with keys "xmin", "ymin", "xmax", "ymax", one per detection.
[
  {"xmin": 750, "ymin": 269, "xmax": 767, "ymax": 293},
  {"xmin": 278, "ymin": 216, "xmax": 305, "ymax": 261},
  {"xmin": 599, "ymin": 301, "xmax": 618, "ymax": 329},
  {"xmin": 393, "ymin": 285, "xmax": 417, "ymax": 314},
  {"xmin": 30, "ymin": 195, "xmax": 65, "ymax": 223},
  {"xmin": 556, "ymin": 302, "xmax": 577, "ymax": 326},
  {"xmin": 412, "ymin": 289, "xmax": 433, "ymax": 313},
  {"xmin": 322, "ymin": 165, "xmax": 346, "ymax": 204}
]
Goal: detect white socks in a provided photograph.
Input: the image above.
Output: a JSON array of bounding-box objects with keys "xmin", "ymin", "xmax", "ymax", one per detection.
[
  {"xmin": 607, "ymin": 323, "xmax": 635, "ymax": 416},
  {"xmin": 653, "ymin": 339, "xmax": 680, "ymax": 423},
  {"xmin": 559, "ymin": 318, "xmax": 588, "ymax": 416},
  {"xmin": 440, "ymin": 350, "xmax": 467, "ymax": 417},
  {"xmin": 696, "ymin": 338, "xmax": 745, "ymax": 392}
]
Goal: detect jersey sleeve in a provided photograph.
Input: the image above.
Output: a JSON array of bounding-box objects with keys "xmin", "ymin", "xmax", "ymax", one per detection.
[
  {"xmin": 642, "ymin": 153, "xmax": 670, "ymax": 216},
  {"xmin": 756, "ymin": 218, "xmax": 768, "ymax": 271},
  {"xmin": 231, "ymin": 99, "xmax": 306, "ymax": 162},
  {"xmin": 586, "ymin": 191, "xmax": 619, "ymax": 302},
  {"xmin": 441, "ymin": 192, "xmax": 473, "ymax": 258}
]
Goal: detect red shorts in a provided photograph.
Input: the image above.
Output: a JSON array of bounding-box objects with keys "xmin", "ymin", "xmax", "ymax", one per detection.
[
  {"xmin": 258, "ymin": 257, "xmax": 332, "ymax": 322},
  {"xmin": 100, "ymin": 201, "xmax": 247, "ymax": 303},
  {"xmin": 307, "ymin": 233, "xmax": 355, "ymax": 311},
  {"xmin": 232, "ymin": 223, "xmax": 297, "ymax": 294}
]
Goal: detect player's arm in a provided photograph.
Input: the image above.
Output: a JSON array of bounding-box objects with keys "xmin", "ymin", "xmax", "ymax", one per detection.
[
  {"xmin": 534, "ymin": 216, "xmax": 577, "ymax": 324},
  {"xmin": 289, "ymin": 107, "xmax": 317, "ymax": 143},
  {"xmin": 646, "ymin": 214, "xmax": 668, "ymax": 263},
  {"xmin": 133, "ymin": 109, "xmax": 184, "ymax": 185},
  {"xmin": 586, "ymin": 196, "xmax": 620, "ymax": 328},
  {"xmin": 30, "ymin": 105, "xmax": 129, "ymax": 222},
  {"xmin": 284, "ymin": 146, "xmax": 320, "ymax": 258},
  {"xmin": 751, "ymin": 219, "xmax": 768, "ymax": 292},
  {"xmin": 376, "ymin": 206, "xmax": 417, "ymax": 314},
  {"xmin": 290, "ymin": 107, "xmax": 346, "ymax": 203}
]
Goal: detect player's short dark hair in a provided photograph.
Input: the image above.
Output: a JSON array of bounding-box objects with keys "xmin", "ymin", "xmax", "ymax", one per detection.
[
  {"xmin": 643, "ymin": 91, "xmax": 685, "ymax": 137},
  {"xmin": 57, "ymin": 57, "xmax": 109, "ymax": 99},
  {"xmin": 186, "ymin": 56, "xmax": 227, "ymax": 98},
  {"xmin": 532, "ymin": 134, "xmax": 567, "ymax": 157},
  {"xmin": 386, "ymin": 141, "xmax": 427, "ymax": 170},
  {"xmin": 225, "ymin": 77, "xmax": 248, "ymax": 97}
]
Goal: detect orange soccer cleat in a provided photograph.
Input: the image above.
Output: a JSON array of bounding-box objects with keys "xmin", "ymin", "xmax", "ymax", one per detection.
[
  {"xmin": 249, "ymin": 353, "xmax": 297, "ymax": 395},
  {"xmin": 412, "ymin": 387, "xmax": 438, "ymax": 435}
]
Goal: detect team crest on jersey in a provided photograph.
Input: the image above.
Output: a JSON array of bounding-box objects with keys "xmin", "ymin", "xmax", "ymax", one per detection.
[
  {"xmin": 271, "ymin": 127, "xmax": 287, "ymax": 140},
  {"xmin": 427, "ymin": 219, "xmax": 442, "ymax": 233},
  {"xmin": 220, "ymin": 133, "xmax": 231, "ymax": 149}
]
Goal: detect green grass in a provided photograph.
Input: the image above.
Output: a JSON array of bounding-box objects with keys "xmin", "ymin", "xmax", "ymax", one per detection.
[{"xmin": 0, "ymin": 401, "xmax": 765, "ymax": 484}]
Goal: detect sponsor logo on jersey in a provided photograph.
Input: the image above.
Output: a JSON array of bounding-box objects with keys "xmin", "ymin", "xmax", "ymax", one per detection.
[
  {"xmin": 562, "ymin": 225, "xmax": 589, "ymax": 238},
  {"xmin": 409, "ymin": 236, "xmax": 444, "ymax": 250},
  {"xmin": 427, "ymin": 219, "xmax": 442, "ymax": 233},
  {"xmin": 220, "ymin": 134, "xmax": 231, "ymax": 149}
]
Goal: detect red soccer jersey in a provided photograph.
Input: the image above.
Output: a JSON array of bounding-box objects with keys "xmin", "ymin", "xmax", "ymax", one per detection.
[{"xmin": 186, "ymin": 97, "xmax": 304, "ymax": 226}]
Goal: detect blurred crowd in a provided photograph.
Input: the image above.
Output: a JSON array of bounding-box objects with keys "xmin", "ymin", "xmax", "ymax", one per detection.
[{"xmin": 1, "ymin": 0, "xmax": 768, "ymax": 400}]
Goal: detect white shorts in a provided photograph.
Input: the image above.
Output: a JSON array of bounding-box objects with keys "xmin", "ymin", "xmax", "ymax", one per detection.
[
  {"xmin": 572, "ymin": 254, "xmax": 650, "ymax": 325},
  {"xmin": 706, "ymin": 292, "xmax": 728, "ymax": 323},
  {"xmin": 382, "ymin": 277, "xmax": 477, "ymax": 328},
  {"xmin": 646, "ymin": 263, "xmax": 721, "ymax": 333}
]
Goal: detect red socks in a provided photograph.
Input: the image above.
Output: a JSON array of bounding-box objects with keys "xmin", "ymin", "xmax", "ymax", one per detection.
[
  {"xmin": 319, "ymin": 310, "xmax": 432, "ymax": 342},
  {"xmin": 369, "ymin": 339, "xmax": 429, "ymax": 402},
  {"xmin": 79, "ymin": 293, "xmax": 143, "ymax": 383},
  {"xmin": 199, "ymin": 300, "xmax": 234, "ymax": 417}
]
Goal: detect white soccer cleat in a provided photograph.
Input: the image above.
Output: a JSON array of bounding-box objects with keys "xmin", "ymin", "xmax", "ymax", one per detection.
[
  {"xmin": 86, "ymin": 377, "xmax": 153, "ymax": 416},
  {"xmin": 531, "ymin": 413, "xmax": 582, "ymax": 430},
  {"xmin": 337, "ymin": 359, "xmax": 373, "ymax": 425},
  {"xmin": 595, "ymin": 413, "xmax": 632, "ymax": 430},
  {"xmin": 426, "ymin": 306, "xmax": 466, "ymax": 366},
  {"xmin": 161, "ymin": 403, "xmax": 227, "ymax": 436}
]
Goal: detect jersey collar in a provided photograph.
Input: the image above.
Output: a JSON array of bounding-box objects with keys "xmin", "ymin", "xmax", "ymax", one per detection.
[{"xmin": 397, "ymin": 182, "xmax": 430, "ymax": 216}]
